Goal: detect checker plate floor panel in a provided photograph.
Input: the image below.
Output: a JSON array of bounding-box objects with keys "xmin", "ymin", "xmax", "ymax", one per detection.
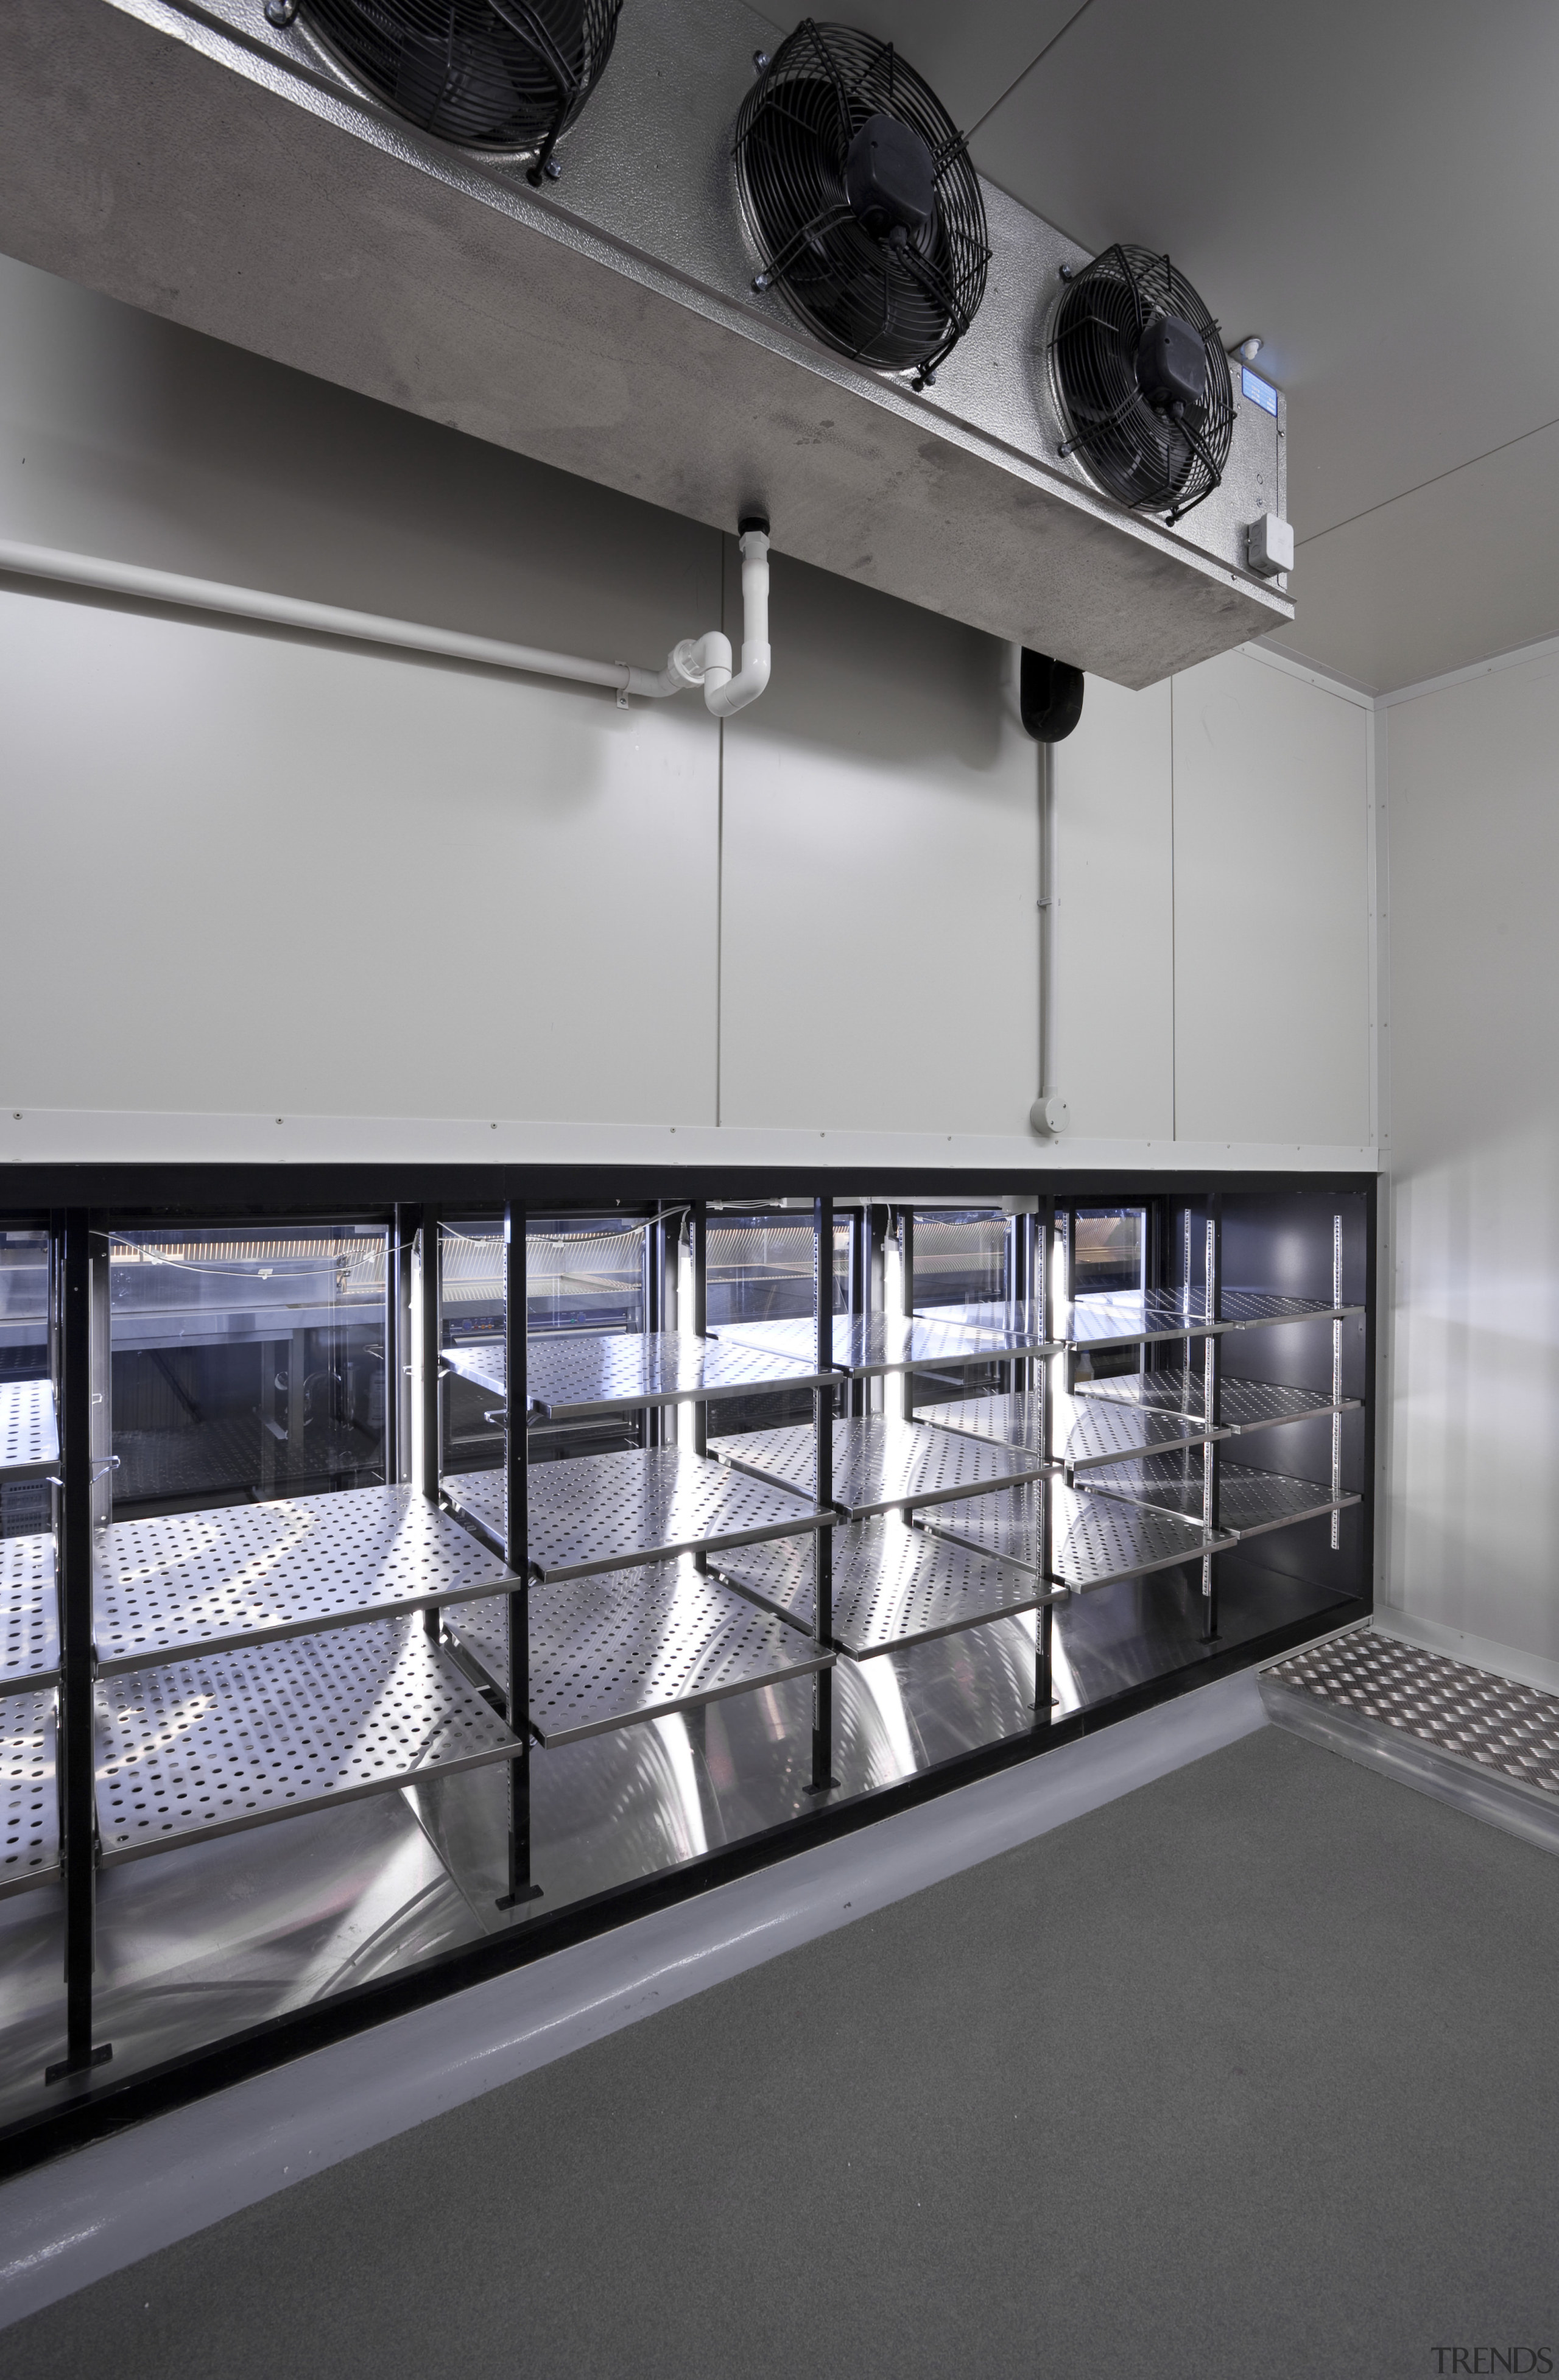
[{"xmin": 1264, "ymin": 1632, "xmax": 1559, "ymax": 1800}]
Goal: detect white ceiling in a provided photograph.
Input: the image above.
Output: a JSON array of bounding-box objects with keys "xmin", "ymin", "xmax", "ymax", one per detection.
[{"xmin": 848, "ymin": 0, "xmax": 1559, "ymax": 692}]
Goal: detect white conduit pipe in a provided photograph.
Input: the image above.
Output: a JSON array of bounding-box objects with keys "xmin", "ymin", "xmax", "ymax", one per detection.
[{"xmin": 0, "ymin": 521, "xmax": 772, "ymax": 717}]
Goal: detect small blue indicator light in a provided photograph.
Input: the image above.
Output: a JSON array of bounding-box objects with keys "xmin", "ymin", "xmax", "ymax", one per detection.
[{"xmin": 1242, "ymin": 366, "xmax": 1278, "ymax": 416}]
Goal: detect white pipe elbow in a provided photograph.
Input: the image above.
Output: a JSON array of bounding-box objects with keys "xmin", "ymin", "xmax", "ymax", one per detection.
[
  {"xmin": 703, "ymin": 644, "xmax": 769, "ymax": 716},
  {"xmin": 706, "ymin": 527, "xmax": 770, "ymax": 717},
  {"xmin": 623, "ymin": 526, "xmax": 770, "ymax": 714}
]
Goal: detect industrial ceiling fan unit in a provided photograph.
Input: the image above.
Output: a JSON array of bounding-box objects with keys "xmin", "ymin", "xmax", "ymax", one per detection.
[
  {"xmin": 1048, "ymin": 244, "xmax": 1234, "ymax": 524},
  {"xmin": 733, "ymin": 21, "xmax": 990, "ymax": 389},
  {"xmin": 285, "ymin": 0, "xmax": 622, "ymax": 183}
]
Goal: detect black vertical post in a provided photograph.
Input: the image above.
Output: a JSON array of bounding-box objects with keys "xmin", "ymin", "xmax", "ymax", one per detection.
[
  {"xmin": 690, "ymin": 1201, "xmax": 708, "ymax": 1459},
  {"xmin": 418, "ymin": 1203, "xmax": 442, "ymax": 1638},
  {"xmin": 1330, "ymin": 1209, "xmax": 1345, "ymax": 1551},
  {"xmin": 498, "ymin": 1202, "xmax": 541, "ymax": 1907},
  {"xmin": 418, "ymin": 1204, "xmax": 442, "ymax": 1504},
  {"xmin": 1362, "ymin": 1181, "xmax": 1378, "ymax": 1618},
  {"xmin": 1035, "ymin": 1194, "xmax": 1057, "ymax": 1719},
  {"xmin": 847, "ymin": 1206, "xmax": 867, "ymax": 1419},
  {"xmin": 388, "ymin": 1203, "xmax": 417, "ymax": 1490},
  {"xmin": 1200, "ymin": 1195, "xmax": 1223, "ymax": 1642},
  {"xmin": 1009, "ymin": 1203, "xmax": 1036, "ymax": 1401},
  {"xmin": 1142, "ymin": 1198, "xmax": 1164, "ymax": 1381},
  {"xmin": 643, "ymin": 1211, "xmax": 665, "ymax": 1453},
  {"xmin": 808, "ymin": 1193, "xmax": 837, "ymax": 1794},
  {"xmin": 46, "ymin": 1209, "xmax": 109, "ymax": 2083},
  {"xmin": 899, "ymin": 1206, "xmax": 915, "ymax": 1421}
]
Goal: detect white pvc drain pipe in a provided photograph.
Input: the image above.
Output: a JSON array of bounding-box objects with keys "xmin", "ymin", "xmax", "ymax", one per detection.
[{"xmin": 0, "ymin": 519, "xmax": 772, "ymax": 717}]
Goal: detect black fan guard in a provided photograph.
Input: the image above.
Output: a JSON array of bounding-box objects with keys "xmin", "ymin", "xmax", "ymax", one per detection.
[
  {"xmin": 297, "ymin": 0, "xmax": 622, "ymax": 179},
  {"xmin": 733, "ymin": 21, "xmax": 990, "ymax": 381},
  {"xmin": 1048, "ymin": 244, "xmax": 1234, "ymax": 524}
]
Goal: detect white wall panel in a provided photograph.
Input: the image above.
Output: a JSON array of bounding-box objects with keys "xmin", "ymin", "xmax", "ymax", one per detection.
[
  {"xmin": 0, "ymin": 590, "xmax": 720, "ymax": 1125},
  {"xmin": 1172, "ymin": 650, "xmax": 1371, "ymax": 1146},
  {"xmin": 0, "ymin": 254, "xmax": 719, "ymax": 658},
  {"xmin": 1385, "ymin": 651, "xmax": 1559, "ymax": 1677},
  {"xmin": 1049, "ymin": 675, "xmax": 1174, "ymax": 1138},
  {"xmin": 0, "ymin": 257, "xmax": 1378, "ymax": 1168},
  {"xmin": 718, "ymin": 552, "xmax": 1039, "ymax": 1135}
]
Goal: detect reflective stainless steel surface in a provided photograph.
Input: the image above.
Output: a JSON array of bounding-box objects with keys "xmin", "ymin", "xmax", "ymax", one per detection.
[
  {"xmin": 95, "ymin": 1486, "xmax": 518, "ymax": 1676},
  {"xmin": 95, "ymin": 1618, "xmax": 521, "ymax": 1864},
  {"xmin": 443, "ymin": 1329, "xmax": 827, "ymax": 1417},
  {"xmin": 715, "ymin": 1513, "xmax": 1055, "ymax": 1655},
  {"xmin": 0, "ymin": 1789, "xmax": 482, "ymax": 2112},
  {"xmin": 1, "ymin": 1689, "xmax": 58, "ymax": 1896},
  {"xmin": 0, "ymin": 1551, "xmax": 1352, "ymax": 2130},
  {"xmin": 1061, "ymin": 1292, "xmax": 1231, "ymax": 1351},
  {"xmin": 1, "ymin": 1533, "xmax": 58, "ymax": 1691},
  {"xmin": 924, "ymin": 1389, "xmax": 1222, "ymax": 1471},
  {"xmin": 910, "ymin": 1301, "xmax": 1062, "ymax": 1356},
  {"xmin": 444, "ymin": 1448, "xmax": 826, "ymax": 1582},
  {"xmin": 1264, "ymin": 1632, "xmax": 1559, "ymax": 1798},
  {"xmin": 1220, "ymin": 1291, "xmax": 1366, "ymax": 1329},
  {"xmin": 0, "ymin": 1379, "xmax": 58, "ymax": 1482},
  {"xmin": 446, "ymin": 1561, "xmax": 830, "ymax": 1744},
  {"xmin": 927, "ymin": 1481, "xmax": 1232, "ymax": 1589},
  {"xmin": 1074, "ymin": 1368, "xmax": 1361, "ymax": 1435},
  {"xmin": 710, "ymin": 1415, "xmax": 1044, "ymax": 1518},
  {"xmin": 1083, "ymin": 1457, "xmax": 1360, "ymax": 1539},
  {"xmin": 707, "ymin": 1312, "xmax": 1037, "ymax": 1378}
]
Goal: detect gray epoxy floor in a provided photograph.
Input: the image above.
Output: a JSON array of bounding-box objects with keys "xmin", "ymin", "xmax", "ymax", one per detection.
[{"xmin": 13, "ymin": 1725, "xmax": 1559, "ymax": 2380}]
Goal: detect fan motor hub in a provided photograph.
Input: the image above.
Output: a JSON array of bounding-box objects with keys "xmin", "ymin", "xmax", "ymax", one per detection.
[
  {"xmin": 843, "ymin": 113, "xmax": 935, "ymax": 244},
  {"xmin": 1135, "ymin": 312, "xmax": 1206, "ymax": 417}
]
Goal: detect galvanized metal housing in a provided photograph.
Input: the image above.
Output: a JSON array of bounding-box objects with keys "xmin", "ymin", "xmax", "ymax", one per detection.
[{"xmin": 0, "ymin": 0, "xmax": 1292, "ymax": 689}]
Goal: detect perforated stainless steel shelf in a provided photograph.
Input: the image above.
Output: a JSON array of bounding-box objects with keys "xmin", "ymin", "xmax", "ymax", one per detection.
[
  {"xmin": 1263, "ymin": 1632, "xmax": 1559, "ymax": 1799},
  {"xmin": 1075, "ymin": 1368, "xmax": 1360, "ymax": 1435},
  {"xmin": 926, "ymin": 1481, "xmax": 1231, "ymax": 1590},
  {"xmin": 708, "ymin": 1311, "xmax": 1045, "ymax": 1378},
  {"xmin": 1221, "ymin": 1290, "xmax": 1365, "ymax": 1329},
  {"xmin": 923, "ymin": 1390, "xmax": 1220, "ymax": 1473},
  {"xmin": 444, "ymin": 1562, "xmax": 830, "ymax": 1744},
  {"xmin": 443, "ymin": 1330, "xmax": 826, "ymax": 1417},
  {"xmin": 1083, "ymin": 1456, "xmax": 1360, "ymax": 1539},
  {"xmin": 94, "ymin": 1616, "xmax": 519, "ymax": 1864},
  {"xmin": 1, "ymin": 1690, "xmax": 58, "ymax": 1898},
  {"xmin": 904, "ymin": 1301, "xmax": 1063, "ymax": 1357},
  {"xmin": 443, "ymin": 1447, "xmax": 826, "ymax": 1583},
  {"xmin": 714, "ymin": 1514, "xmax": 1055, "ymax": 1655},
  {"xmin": 920, "ymin": 1391, "xmax": 1046, "ymax": 1454},
  {"xmin": 0, "ymin": 1378, "xmax": 58, "ymax": 1482},
  {"xmin": 1060, "ymin": 1292, "xmax": 1230, "ymax": 1351},
  {"xmin": 1, "ymin": 1534, "xmax": 58, "ymax": 1692},
  {"xmin": 708, "ymin": 1414, "xmax": 1044, "ymax": 1519},
  {"xmin": 93, "ymin": 1485, "xmax": 518, "ymax": 1676}
]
